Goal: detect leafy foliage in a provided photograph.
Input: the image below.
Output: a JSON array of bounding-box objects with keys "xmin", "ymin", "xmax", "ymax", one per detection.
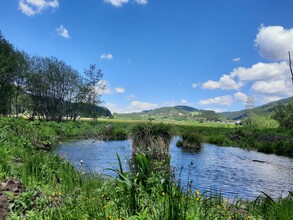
[{"xmin": 273, "ymin": 101, "xmax": 293, "ymax": 129}]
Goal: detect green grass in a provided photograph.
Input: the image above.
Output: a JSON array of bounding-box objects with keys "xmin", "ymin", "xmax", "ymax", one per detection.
[{"xmin": 0, "ymin": 117, "xmax": 292, "ymax": 219}]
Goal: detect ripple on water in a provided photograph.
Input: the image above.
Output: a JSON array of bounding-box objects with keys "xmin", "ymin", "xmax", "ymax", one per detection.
[{"xmin": 56, "ymin": 137, "xmax": 293, "ymax": 200}]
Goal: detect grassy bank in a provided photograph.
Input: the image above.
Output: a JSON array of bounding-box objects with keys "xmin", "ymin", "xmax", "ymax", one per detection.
[{"xmin": 0, "ymin": 117, "xmax": 292, "ymax": 219}]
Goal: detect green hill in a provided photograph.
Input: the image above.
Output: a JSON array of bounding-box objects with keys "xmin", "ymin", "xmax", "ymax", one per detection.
[
  {"xmin": 221, "ymin": 96, "xmax": 293, "ymax": 120},
  {"xmin": 114, "ymin": 105, "xmax": 223, "ymax": 121}
]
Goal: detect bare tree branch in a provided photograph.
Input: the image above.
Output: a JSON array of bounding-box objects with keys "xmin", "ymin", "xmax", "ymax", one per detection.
[{"xmin": 289, "ymin": 51, "xmax": 293, "ymax": 85}]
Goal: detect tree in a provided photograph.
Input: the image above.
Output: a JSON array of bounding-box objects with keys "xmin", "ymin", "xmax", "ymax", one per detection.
[
  {"xmin": 26, "ymin": 56, "xmax": 81, "ymax": 121},
  {"xmin": 83, "ymin": 64, "xmax": 105, "ymax": 120},
  {"xmin": 273, "ymin": 101, "xmax": 293, "ymax": 129},
  {"xmin": 0, "ymin": 33, "xmax": 17, "ymax": 115}
]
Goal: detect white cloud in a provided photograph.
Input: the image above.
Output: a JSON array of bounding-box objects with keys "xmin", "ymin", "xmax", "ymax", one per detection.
[
  {"xmin": 127, "ymin": 101, "xmax": 158, "ymax": 112},
  {"xmin": 202, "ymin": 74, "xmax": 243, "ymax": 90},
  {"xmin": 115, "ymin": 87, "xmax": 125, "ymax": 93},
  {"xmin": 56, "ymin": 25, "xmax": 70, "ymax": 39},
  {"xmin": 104, "ymin": 0, "xmax": 147, "ymax": 7},
  {"xmin": 134, "ymin": 0, "xmax": 147, "ymax": 4},
  {"xmin": 233, "ymin": 57, "xmax": 241, "ymax": 62},
  {"xmin": 206, "ymin": 108, "xmax": 227, "ymax": 113},
  {"xmin": 251, "ymin": 80, "xmax": 293, "ymax": 97},
  {"xmin": 100, "ymin": 53, "xmax": 113, "ymax": 60},
  {"xmin": 18, "ymin": 0, "xmax": 59, "ymax": 16},
  {"xmin": 234, "ymin": 92, "xmax": 248, "ymax": 103},
  {"xmin": 255, "ymin": 25, "xmax": 293, "ymax": 61},
  {"xmin": 181, "ymin": 99, "xmax": 188, "ymax": 104},
  {"xmin": 126, "ymin": 94, "xmax": 135, "ymax": 100},
  {"xmin": 231, "ymin": 61, "xmax": 289, "ymax": 81},
  {"xmin": 199, "ymin": 95, "xmax": 233, "ymax": 106},
  {"xmin": 192, "ymin": 83, "xmax": 198, "ymax": 88}
]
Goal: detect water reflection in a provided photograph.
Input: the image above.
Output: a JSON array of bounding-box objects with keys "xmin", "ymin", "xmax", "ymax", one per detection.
[{"xmin": 56, "ymin": 137, "xmax": 293, "ymax": 200}]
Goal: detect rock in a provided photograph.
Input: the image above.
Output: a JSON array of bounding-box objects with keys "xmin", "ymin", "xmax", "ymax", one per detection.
[{"xmin": 0, "ymin": 179, "xmax": 25, "ymax": 220}]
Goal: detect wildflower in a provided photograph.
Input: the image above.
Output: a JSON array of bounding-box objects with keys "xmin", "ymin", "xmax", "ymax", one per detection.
[
  {"xmin": 104, "ymin": 205, "xmax": 107, "ymax": 209},
  {"xmin": 247, "ymin": 215, "xmax": 251, "ymax": 219},
  {"xmin": 195, "ymin": 190, "xmax": 200, "ymax": 195},
  {"xmin": 108, "ymin": 215, "xmax": 112, "ymax": 219},
  {"xmin": 58, "ymin": 192, "xmax": 62, "ymax": 195},
  {"xmin": 101, "ymin": 194, "xmax": 105, "ymax": 198},
  {"xmin": 162, "ymin": 192, "xmax": 165, "ymax": 196},
  {"xmin": 228, "ymin": 216, "xmax": 231, "ymax": 219},
  {"xmin": 196, "ymin": 197, "xmax": 200, "ymax": 201}
]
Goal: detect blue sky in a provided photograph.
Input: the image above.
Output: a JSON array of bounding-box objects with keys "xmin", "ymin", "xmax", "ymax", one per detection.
[{"xmin": 1, "ymin": 0, "xmax": 293, "ymax": 113}]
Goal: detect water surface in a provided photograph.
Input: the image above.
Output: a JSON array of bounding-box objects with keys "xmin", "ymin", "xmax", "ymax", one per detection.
[{"xmin": 56, "ymin": 137, "xmax": 293, "ymax": 200}]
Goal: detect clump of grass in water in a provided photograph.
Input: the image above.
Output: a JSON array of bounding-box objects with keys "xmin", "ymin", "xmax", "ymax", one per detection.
[
  {"xmin": 131, "ymin": 122, "xmax": 173, "ymax": 160},
  {"xmin": 176, "ymin": 132, "xmax": 203, "ymax": 151}
]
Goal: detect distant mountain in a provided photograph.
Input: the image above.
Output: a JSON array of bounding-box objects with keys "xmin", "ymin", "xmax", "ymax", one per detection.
[
  {"xmin": 221, "ymin": 96, "xmax": 293, "ymax": 120},
  {"xmin": 114, "ymin": 105, "xmax": 223, "ymax": 121}
]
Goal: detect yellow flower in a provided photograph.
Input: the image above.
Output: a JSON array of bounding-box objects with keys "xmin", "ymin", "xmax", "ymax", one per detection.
[
  {"xmin": 58, "ymin": 192, "xmax": 62, "ymax": 195},
  {"xmin": 162, "ymin": 192, "xmax": 165, "ymax": 196},
  {"xmin": 101, "ymin": 194, "xmax": 105, "ymax": 198},
  {"xmin": 195, "ymin": 190, "xmax": 200, "ymax": 195},
  {"xmin": 196, "ymin": 197, "xmax": 200, "ymax": 201},
  {"xmin": 104, "ymin": 205, "xmax": 107, "ymax": 209},
  {"xmin": 247, "ymin": 215, "xmax": 251, "ymax": 219},
  {"xmin": 228, "ymin": 216, "xmax": 231, "ymax": 219}
]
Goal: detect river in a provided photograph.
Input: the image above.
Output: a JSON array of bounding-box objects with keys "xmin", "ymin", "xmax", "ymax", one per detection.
[{"xmin": 56, "ymin": 137, "xmax": 293, "ymax": 200}]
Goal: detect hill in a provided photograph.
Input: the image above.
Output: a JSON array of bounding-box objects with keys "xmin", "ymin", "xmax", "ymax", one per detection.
[
  {"xmin": 114, "ymin": 105, "xmax": 224, "ymax": 121},
  {"xmin": 221, "ymin": 96, "xmax": 293, "ymax": 120}
]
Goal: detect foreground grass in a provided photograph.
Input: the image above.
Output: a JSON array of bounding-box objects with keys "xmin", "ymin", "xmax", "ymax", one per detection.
[{"xmin": 0, "ymin": 117, "xmax": 292, "ymax": 219}]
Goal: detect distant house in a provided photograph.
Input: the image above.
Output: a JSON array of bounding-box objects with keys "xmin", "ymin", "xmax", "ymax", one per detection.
[{"xmin": 235, "ymin": 120, "xmax": 242, "ymax": 125}]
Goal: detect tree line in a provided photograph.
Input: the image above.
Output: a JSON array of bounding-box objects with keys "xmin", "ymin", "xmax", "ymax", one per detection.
[{"xmin": 0, "ymin": 32, "xmax": 109, "ymax": 121}]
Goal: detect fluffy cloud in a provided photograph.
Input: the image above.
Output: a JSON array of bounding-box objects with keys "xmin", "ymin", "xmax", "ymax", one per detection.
[
  {"xmin": 100, "ymin": 53, "xmax": 113, "ymax": 60},
  {"xmin": 18, "ymin": 0, "xmax": 59, "ymax": 16},
  {"xmin": 251, "ymin": 80, "xmax": 293, "ymax": 97},
  {"xmin": 233, "ymin": 57, "xmax": 241, "ymax": 62},
  {"xmin": 192, "ymin": 83, "xmax": 198, "ymax": 88},
  {"xmin": 255, "ymin": 25, "xmax": 293, "ymax": 61},
  {"xmin": 115, "ymin": 87, "xmax": 125, "ymax": 93},
  {"xmin": 181, "ymin": 99, "xmax": 188, "ymax": 104},
  {"xmin": 55, "ymin": 25, "xmax": 70, "ymax": 39},
  {"xmin": 202, "ymin": 74, "xmax": 243, "ymax": 90},
  {"xmin": 234, "ymin": 92, "xmax": 248, "ymax": 103},
  {"xmin": 231, "ymin": 62, "xmax": 288, "ymax": 81},
  {"xmin": 127, "ymin": 101, "xmax": 158, "ymax": 112},
  {"xmin": 199, "ymin": 95, "xmax": 233, "ymax": 106},
  {"xmin": 104, "ymin": 0, "xmax": 147, "ymax": 7}
]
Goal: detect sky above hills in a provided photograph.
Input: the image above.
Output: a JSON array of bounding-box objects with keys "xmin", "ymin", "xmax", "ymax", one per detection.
[{"xmin": 1, "ymin": 0, "xmax": 293, "ymax": 113}]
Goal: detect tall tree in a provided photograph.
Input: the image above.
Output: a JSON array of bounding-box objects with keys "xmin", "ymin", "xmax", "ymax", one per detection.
[
  {"xmin": 84, "ymin": 64, "xmax": 105, "ymax": 119},
  {"xmin": 0, "ymin": 33, "xmax": 17, "ymax": 115}
]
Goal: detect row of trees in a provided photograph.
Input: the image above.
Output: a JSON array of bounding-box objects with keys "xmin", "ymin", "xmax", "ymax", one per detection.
[{"xmin": 0, "ymin": 32, "xmax": 106, "ymax": 121}]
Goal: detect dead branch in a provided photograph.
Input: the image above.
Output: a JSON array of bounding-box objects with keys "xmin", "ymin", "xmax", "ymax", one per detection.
[{"xmin": 289, "ymin": 51, "xmax": 293, "ymax": 84}]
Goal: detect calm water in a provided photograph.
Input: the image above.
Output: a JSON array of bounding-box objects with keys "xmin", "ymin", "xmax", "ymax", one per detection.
[{"xmin": 56, "ymin": 137, "xmax": 293, "ymax": 200}]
